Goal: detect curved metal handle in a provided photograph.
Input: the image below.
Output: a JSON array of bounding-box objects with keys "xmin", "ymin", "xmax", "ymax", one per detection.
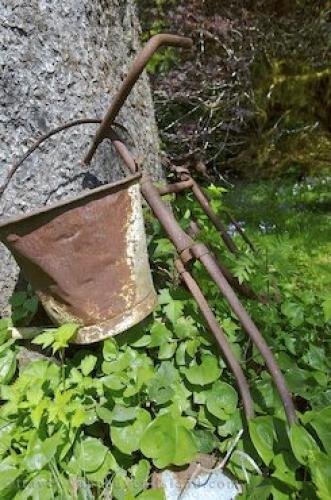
[{"xmin": 84, "ymin": 33, "xmax": 193, "ymax": 164}]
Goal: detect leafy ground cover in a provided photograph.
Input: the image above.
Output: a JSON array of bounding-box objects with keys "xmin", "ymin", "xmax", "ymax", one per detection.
[{"xmin": 0, "ymin": 176, "xmax": 330, "ymax": 499}]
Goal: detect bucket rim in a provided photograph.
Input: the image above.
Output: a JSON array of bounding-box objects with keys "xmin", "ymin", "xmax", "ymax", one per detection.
[{"xmin": 0, "ymin": 172, "xmax": 141, "ymax": 230}]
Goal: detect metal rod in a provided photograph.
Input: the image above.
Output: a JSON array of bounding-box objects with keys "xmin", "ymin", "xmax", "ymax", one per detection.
[
  {"xmin": 190, "ymin": 179, "xmax": 239, "ymax": 254},
  {"xmin": 84, "ymin": 34, "xmax": 193, "ymax": 165},
  {"xmin": 201, "ymin": 186, "xmax": 256, "ymax": 253},
  {"xmin": 175, "ymin": 259, "xmax": 255, "ymax": 420},
  {"xmin": 186, "ymin": 219, "xmax": 267, "ymax": 303},
  {"xmin": 158, "ymin": 179, "xmax": 193, "ymax": 195},
  {"xmin": 108, "ymin": 131, "xmax": 297, "ymax": 425},
  {"xmin": 191, "ymin": 245, "xmax": 297, "ymax": 425}
]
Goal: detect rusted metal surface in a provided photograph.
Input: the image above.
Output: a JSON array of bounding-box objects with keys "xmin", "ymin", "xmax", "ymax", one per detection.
[
  {"xmin": 84, "ymin": 34, "xmax": 193, "ymax": 165},
  {"xmin": 175, "ymin": 259, "xmax": 254, "ymax": 420},
  {"xmin": 0, "ymin": 173, "xmax": 157, "ymax": 344},
  {"xmin": 110, "ymin": 132, "xmax": 297, "ymax": 425}
]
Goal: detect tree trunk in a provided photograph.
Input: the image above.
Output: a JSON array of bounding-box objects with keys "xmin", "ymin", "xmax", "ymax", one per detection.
[{"xmin": 0, "ymin": 0, "xmax": 162, "ymax": 315}]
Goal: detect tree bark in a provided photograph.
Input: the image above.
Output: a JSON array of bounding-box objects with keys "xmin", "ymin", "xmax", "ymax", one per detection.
[{"xmin": 0, "ymin": 0, "xmax": 162, "ymax": 314}]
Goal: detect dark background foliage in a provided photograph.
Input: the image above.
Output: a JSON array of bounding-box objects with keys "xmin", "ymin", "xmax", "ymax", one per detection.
[{"xmin": 138, "ymin": 0, "xmax": 330, "ymax": 179}]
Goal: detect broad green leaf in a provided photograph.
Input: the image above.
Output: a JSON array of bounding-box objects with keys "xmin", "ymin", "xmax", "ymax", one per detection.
[
  {"xmin": 15, "ymin": 470, "xmax": 54, "ymax": 500},
  {"xmin": 0, "ymin": 456, "xmax": 20, "ymax": 492},
  {"xmin": 86, "ymin": 451, "xmax": 118, "ymax": 483},
  {"xmin": 131, "ymin": 459, "xmax": 151, "ymax": 496},
  {"xmin": 74, "ymin": 437, "xmax": 108, "ymax": 472},
  {"xmin": 24, "ymin": 432, "xmax": 62, "ymax": 471},
  {"xmin": 112, "ymin": 405, "xmax": 137, "ymax": 422},
  {"xmin": 302, "ymin": 406, "xmax": 331, "ymax": 454},
  {"xmin": 206, "ymin": 381, "xmax": 238, "ymax": 420},
  {"xmin": 193, "ymin": 429, "xmax": 217, "ymax": 453},
  {"xmin": 130, "ymin": 334, "xmax": 151, "ymax": 348},
  {"xmin": 309, "ymin": 451, "xmax": 331, "ymax": 500},
  {"xmin": 174, "ymin": 317, "xmax": 198, "ymax": 339},
  {"xmin": 103, "ymin": 338, "xmax": 118, "ymax": 360},
  {"xmin": 140, "ymin": 412, "xmax": 197, "ymax": 468},
  {"xmin": 218, "ymin": 410, "xmax": 242, "ymax": 437},
  {"xmin": 111, "ymin": 408, "xmax": 151, "ymax": 455},
  {"xmin": 158, "ymin": 341, "xmax": 176, "ymax": 360},
  {"xmin": 271, "ymin": 452, "xmax": 300, "ymax": 488},
  {"xmin": 51, "ymin": 323, "xmax": 79, "ymax": 352},
  {"xmin": 289, "ymin": 424, "xmax": 319, "ymax": 465},
  {"xmin": 149, "ymin": 322, "xmax": 171, "ymax": 347},
  {"xmin": 163, "ymin": 300, "xmax": 184, "ymax": 325},
  {"xmin": 101, "ymin": 374, "xmax": 127, "ymax": 391},
  {"xmin": 281, "ymin": 302, "xmax": 304, "ymax": 327},
  {"xmin": 0, "ymin": 348, "xmax": 16, "ymax": 384},
  {"xmin": 183, "ymin": 356, "xmax": 220, "ymax": 386},
  {"xmin": 97, "ymin": 405, "xmax": 113, "ymax": 424},
  {"xmin": 153, "ymin": 238, "xmax": 174, "ymax": 257},
  {"xmin": 102, "ymin": 350, "xmax": 131, "ymax": 374},
  {"xmin": 303, "ymin": 345, "xmax": 329, "ymax": 371},
  {"xmin": 112, "ymin": 473, "xmax": 134, "ymax": 500},
  {"xmin": 0, "ymin": 420, "xmax": 15, "ymax": 456},
  {"xmin": 249, "ymin": 416, "xmax": 275, "ymax": 465},
  {"xmin": 80, "ymin": 355, "xmax": 97, "ymax": 376}
]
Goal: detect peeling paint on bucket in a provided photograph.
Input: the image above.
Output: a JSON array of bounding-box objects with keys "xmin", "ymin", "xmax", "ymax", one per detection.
[{"xmin": 0, "ymin": 173, "xmax": 157, "ymax": 344}]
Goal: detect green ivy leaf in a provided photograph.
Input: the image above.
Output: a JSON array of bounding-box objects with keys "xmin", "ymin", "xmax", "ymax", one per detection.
[
  {"xmin": 0, "ymin": 348, "xmax": 16, "ymax": 385},
  {"xmin": 149, "ymin": 322, "xmax": 171, "ymax": 347},
  {"xmin": 24, "ymin": 431, "xmax": 63, "ymax": 471},
  {"xmin": 183, "ymin": 356, "xmax": 221, "ymax": 386},
  {"xmin": 112, "ymin": 405, "xmax": 137, "ymax": 423},
  {"xmin": 206, "ymin": 381, "xmax": 238, "ymax": 420},
  {"xmin": 0, "ymin": 456, "xmax": 21, "ymax": 492},
  {"xmin": 174, "ymin": 317, "xmax": 198, "ymax": 339},
  {"xmin": 74, "ymin": 437, "xmax": 108, "ymax": 472},
  {"xmin": 249, "ymin": 416, "xmax": 276, "ymax": 465},
  {"xmin": 140, "ymin": 412, "xmax": 197, "ymax": 468},
  {"xmin": 302, "ymin": 406, "xmax": 331, "ymax": 454},
  {"xmin": 80, "ymin": 354, "xmax": 97, "ymax": 376},
  {"xmin": 289, "ymin": 424, "xmax": 319, "ymax": 465},
  {"xmin": 111, "ymin": 409, "xmax": 151, "ymax": 455},
  {"xmin": 131, "ymin": 459, "xmax": 151, "ymax": 496},
  {"xmin": 163, "ymin": 300, "xmax": 184, "ymax": 325},
  {"xmin": 193, "ymin": 429, "xmax": 217, "ymax": 453}
]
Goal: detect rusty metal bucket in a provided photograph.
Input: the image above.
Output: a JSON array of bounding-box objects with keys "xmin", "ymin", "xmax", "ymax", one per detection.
[{"xmin": 0, "ymin": 173, "xmax": 157, "ymax": 344}]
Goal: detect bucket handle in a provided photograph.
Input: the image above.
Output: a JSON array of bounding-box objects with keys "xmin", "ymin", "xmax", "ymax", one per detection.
[
  {"xmin": 0, "ymin": 120, "xmax": 132, "ymax": 198},
  {"xmin": 84, "ymin": 34, "xmax": 193, "ymax": 165}
]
